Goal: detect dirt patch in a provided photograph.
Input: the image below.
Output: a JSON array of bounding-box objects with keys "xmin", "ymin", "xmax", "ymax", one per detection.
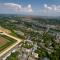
[{"xmin": 0, "ymin": 37, "xmax": 7, "ymax": 47}]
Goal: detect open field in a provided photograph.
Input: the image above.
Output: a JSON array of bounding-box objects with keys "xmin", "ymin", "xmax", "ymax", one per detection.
[{"xmin": 0, "ymin": 34, "xmax": 16, "ymax": 52}]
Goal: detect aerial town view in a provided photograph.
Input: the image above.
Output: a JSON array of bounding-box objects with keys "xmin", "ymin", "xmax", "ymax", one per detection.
[{"xmin": 0, "ymin": 0, "xmax": 60, "ymax": 60}]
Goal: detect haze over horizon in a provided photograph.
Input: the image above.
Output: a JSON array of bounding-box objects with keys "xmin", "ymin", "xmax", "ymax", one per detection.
[{"xmin": 0, "ymin": 0, "xmax": 60, "ymax": 16}]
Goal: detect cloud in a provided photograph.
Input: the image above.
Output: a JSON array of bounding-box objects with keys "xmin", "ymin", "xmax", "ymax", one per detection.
[
  {"xmin": 44, "ymin": 4, "xmax": 52, "ymax": 10},
  {"xmin": 0, "ymin": 3, "xmax": 33, "ymax": 13},
  {"xmin": 27, "ymin": 4, "xmax": 33, "ymax": 12},
  {"xmin": 44, "ymin": 4, "xmax": 60, "ymax": 12}
]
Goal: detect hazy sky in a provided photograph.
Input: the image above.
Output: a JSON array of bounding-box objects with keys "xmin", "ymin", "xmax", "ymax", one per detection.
[{"xmin": 0, "ymin": 0, "xmax": 60, "ymax": 16}]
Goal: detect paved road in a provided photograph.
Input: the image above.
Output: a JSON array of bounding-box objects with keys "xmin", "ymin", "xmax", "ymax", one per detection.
[{"xmin": 0, "ymin": 32, "xmax": 22, "ymax": 57}]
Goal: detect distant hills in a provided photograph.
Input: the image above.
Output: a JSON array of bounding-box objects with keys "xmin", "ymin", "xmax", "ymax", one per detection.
[{"xmin": 0, "ymin": 14, "xmax": 60, "ymax": 19}]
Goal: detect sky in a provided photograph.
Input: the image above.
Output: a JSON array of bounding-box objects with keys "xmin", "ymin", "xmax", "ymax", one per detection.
[{"xmin": 0, "ymin": 0, "xmax": 60, "ymax": 16}]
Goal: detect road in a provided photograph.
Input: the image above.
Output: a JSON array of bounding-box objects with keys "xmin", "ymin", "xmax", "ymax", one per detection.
[{"xmin": 0, "ymin": 32, "xmax": 22, "ymax": 58}]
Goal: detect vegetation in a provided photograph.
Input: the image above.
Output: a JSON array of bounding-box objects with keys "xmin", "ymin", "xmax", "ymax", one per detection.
[
  {"xmin": 0, "ymin": 16, "xmax": 60, "ymax": 60},
  {"xmin": 21, "ymin": 41, "xmax": 33, "ymax": 49},
  {"xmin": 6, "ymin": 52, "xmax": 19, "ymax": 60},
  {"xmin": 10, "ymin": 30, "xmax": 25, "ymax": 39}
]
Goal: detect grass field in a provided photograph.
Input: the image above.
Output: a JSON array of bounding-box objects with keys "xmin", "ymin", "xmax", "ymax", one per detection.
[{"xmin": 0, "ymin": 34, "xmax": 16, "ymax": 52}]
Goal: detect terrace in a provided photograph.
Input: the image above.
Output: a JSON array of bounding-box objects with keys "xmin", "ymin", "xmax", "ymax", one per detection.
[
  {"xmin": 0, "ymin": 34, "xmax": 16, "ymax": 52},
  {"xmin": 0, "ymin": 29, "xmax": 22, "ymax": 58}
]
